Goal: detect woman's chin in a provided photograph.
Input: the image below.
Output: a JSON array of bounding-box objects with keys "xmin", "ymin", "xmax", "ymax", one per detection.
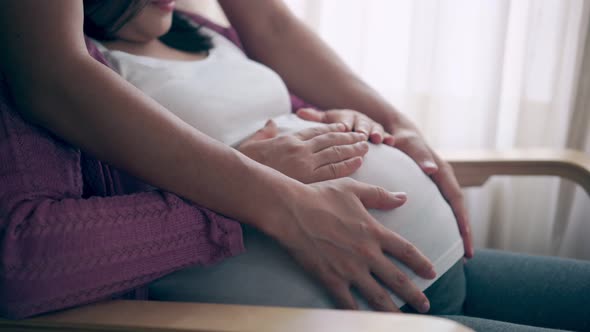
[
  {"xmin": 115, "ymin": 7, "xmax": 173, "ymax": 42},
  {"xmin": 150, "ymin": 0, "xmax": 176, "ymax": 13}
]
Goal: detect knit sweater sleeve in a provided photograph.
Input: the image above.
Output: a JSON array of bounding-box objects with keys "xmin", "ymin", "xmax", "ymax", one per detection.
[{"xmin": 0, "ymin": 86, "xmax": 245, "ymax": 319}]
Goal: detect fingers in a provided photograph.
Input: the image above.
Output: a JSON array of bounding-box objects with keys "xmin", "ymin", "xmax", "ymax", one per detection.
[
  {"xmin": 382, "ymin": 133, "xmax": 395, "ymax": 146},
  {"xmin": 297, "ymin": 109, "xmax": 387, "ymax": 146},
  {"xmin": 351, "ymin": 182, "xmax": 408, "ymax": 210},
  {"xmin": 354, "ymin": 275, "xmax": 399, "ymax": 312},
  {"xmin": 378, "ymin": 228, "xmax": 436, "ymax": 280},
  {"xmin": 293, "ymin": 253, "xmax": 360, "ymax": 310},
  {"xmin": 314, "ymin": 141, "xmax": 369, "ymax": 169},
  {"xmin": 298, "ymin": 108, "xmax": 356, "ymax": 131},
  {"xmin": 315, "ymin": 271, "xmax": 359, "ymax": 310},
  {"xmin": 370, "ymin": 255, "xmax": 430, "ymax": 313},
  {"xmin": 296, "ymin": 108, "xmax": 326, "ymax": 123},
  {"xmin": 294, "ymin": 123, "xmax": 346, "ymax": 141},
  {"xmin": 393, "ymin": 131, "xmax": 438, "ymax": 174},
  {"xmin": 338, "ymin": 113, "xmax": 355, "ymax": 132},
  {"xmin": 244, "ymin": 119, "xmax": 278, "ymax": 142},
  {"xmin": 314, "ymin": 157, "xmax": 364, "ymax": 181},
  {"xmin": 429, "ymin": 152, "xmax": 474, "ymax": 258},
  {"xmin": 369, "ymin": 123, "xmax": 385, "ymax": 144},
  {"xmin": 391, "ymin": 122, "xmax": 473, "ymax": 258},
  {"xmin": 353, "ymin": 116, "xmax": 372, "ymax": 137},
  {"xmin": 310, "ymin": 131, "xmax": 367, "ymax": 152}
]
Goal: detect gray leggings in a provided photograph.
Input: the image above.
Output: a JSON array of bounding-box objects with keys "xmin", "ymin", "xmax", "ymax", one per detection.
[
  {"xmin": 403, "ymin": 250, "xmax": 590, "ymax": 331},
  {"xmin": 149, "ymin": 227, "xmax": 590, "ymax": 332}
]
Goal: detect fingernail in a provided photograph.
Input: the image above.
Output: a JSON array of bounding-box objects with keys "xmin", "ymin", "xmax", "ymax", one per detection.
[
  {"xmin": 422, "ymin": 161, "xmax": 438, "ymax": 170},
  {"xmin": 427, "ymin": 267, "xmax": 436, "ymax": 279},
  {"xmin": 419, "ymin": 300, "xmax": 430, "ymax": 313},
  {"xmin": 391, "ymin": 192, "xmax": 407, "ymax": 201},
  {"xmin": 336, "ymin": 123, "xmax": 346, "ymax": 130},
  {"xmin": 371, "ymin": 132, "xmax": 382, "ymax": 139},
  {"xmin": 356, "ymin": 141, "xmax": 369, "ymax": 150}
]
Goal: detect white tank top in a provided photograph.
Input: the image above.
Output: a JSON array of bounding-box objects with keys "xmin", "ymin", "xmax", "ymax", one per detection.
[
  {"xmin": 94, "ymin": 27, "xmax": 463, "ymax": 307},
  {"xmin": 95, "ymin": 27, "xmax": 291, "ymax": 147}
]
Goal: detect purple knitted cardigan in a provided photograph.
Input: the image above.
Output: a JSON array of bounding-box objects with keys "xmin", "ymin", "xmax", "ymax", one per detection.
[{"xmin": 0, "ymin": 12, "xmax": 312, "ymax": 319}]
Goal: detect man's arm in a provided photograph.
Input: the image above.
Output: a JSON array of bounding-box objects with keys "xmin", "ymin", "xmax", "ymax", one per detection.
[{"xmin": 0, "ymin": 0, "xmax": 299, "ymax": 235}]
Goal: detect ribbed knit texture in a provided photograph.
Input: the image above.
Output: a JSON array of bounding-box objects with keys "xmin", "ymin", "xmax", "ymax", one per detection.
[
  {"xmin": 0, "ymin": 11, "xmax": 317, "ymax": 319},
  {"xmin": 0, "ymin": 12, "xmax": 254, "ymax": 319}
]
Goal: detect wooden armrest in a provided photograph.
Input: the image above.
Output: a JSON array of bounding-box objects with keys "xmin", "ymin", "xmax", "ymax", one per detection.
[
  {"xmin": 441, "ymin": 149, "xmax": 590, "ymax": 195},
  {"xmin": 7, "ymin": 149, "xmax": 584, "ymax": 331},
  {"xmin": 0, "ymin": 300, "xmax": 472, "ymax": 332}
]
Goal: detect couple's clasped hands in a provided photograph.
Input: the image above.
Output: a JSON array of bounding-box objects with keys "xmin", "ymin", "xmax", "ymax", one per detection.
[{"xmin": 237, "ymin": 108, "xmax": 473, "ymax": 313}]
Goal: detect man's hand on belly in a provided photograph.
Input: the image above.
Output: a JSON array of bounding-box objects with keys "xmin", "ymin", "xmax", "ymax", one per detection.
[
  {"xmin": 283, "ymin": 178, "xmax": 435, "ymax": 313},
  {"xmin": 237, "ymin": 120, "xmax": 370, "ymax": 183}
]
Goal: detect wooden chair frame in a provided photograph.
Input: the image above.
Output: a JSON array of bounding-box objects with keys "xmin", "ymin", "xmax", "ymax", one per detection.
[{"xmin": 2, "ymin": 148, "xmax": 589, "ymax": 332}]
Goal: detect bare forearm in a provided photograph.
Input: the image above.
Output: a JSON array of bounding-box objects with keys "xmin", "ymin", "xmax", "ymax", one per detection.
[
  {"xmin": 5, "ymin": 55, "xmax": 298, "ymax": 236},
  {"xmin": 220, "ymin": 0, "xmax": 398, "ymax": 127},
  {"xmin": 1, "ymin": 0, "xmax": 308, "ymax": 240}
]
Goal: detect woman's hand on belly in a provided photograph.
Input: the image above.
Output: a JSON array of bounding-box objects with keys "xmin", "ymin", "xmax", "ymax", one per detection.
[
  {"xmin": 278, "ymin": 178, "xmax": 435, "ymax": 313},
  {"xmin": 297, "ymin": 108, "xmax": 393, "ymax": 145},
  {"xmin": 385, "ymin": 113, "xmax": 474, "ymax": 258},
  {"xmin": 237, "ymin": 120, "xmax": 369, "ymax": 183}
]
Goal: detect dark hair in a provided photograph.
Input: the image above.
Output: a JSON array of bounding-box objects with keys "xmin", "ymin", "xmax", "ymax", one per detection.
[{"xmin": 83, "ymin": 0, "xmax": 212, "ymax": 53}]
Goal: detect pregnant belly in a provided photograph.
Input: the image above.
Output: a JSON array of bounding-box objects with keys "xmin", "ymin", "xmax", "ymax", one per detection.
[
  {"xmin": 273, "ymin": 114, "xmax": 464, "ymax": 305},
  {"xmin": 149, "ymin": 113, "xmax": 465, "ymax": 310}
]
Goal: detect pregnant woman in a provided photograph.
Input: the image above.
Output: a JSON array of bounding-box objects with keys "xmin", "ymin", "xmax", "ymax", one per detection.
[
  {"xmin": 1, "ymin": 1, "xmax": 589, "ymax": 331},
  {"xmin": 89, "ymin": 3, "xmax": 464, "ymax": 310}
]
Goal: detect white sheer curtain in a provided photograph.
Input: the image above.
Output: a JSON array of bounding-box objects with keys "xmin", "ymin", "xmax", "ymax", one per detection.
[
  {"xmin": 179, "ymin": 0, "xmax": 590, "ymax": 259},
  {"xmin": 285, "ymin": 0, "xmax": 590, "ymax": 259}
]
